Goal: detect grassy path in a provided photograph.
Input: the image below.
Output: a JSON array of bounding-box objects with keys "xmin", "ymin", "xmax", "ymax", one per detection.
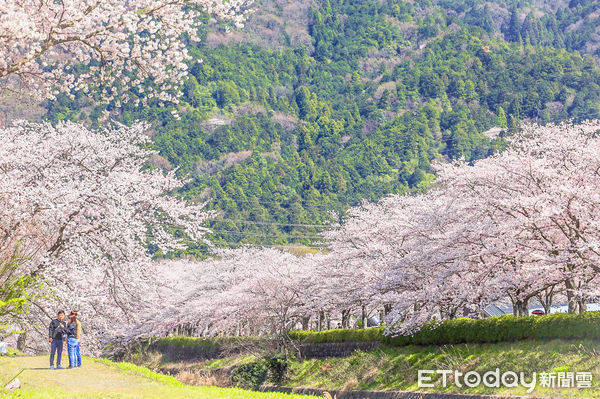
[{"xmin": 0, "ymin": 356, "xmax": 316, "ymax": 399}]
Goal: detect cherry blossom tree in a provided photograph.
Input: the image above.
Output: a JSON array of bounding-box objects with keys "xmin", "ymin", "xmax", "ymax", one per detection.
[
  {"xmin": 437, "ymin": 121, "xmax": 600, "ymax": 314},
  {"xmin": 0, "ymin": 0, "xmax": 252, "ymax": 104},
  {"xmin": 0, "ymin": 0, "xmax": 256, "ymax": 352},
  {"xmin": 109, "ymin": 120, "xmax": 600, "ymax": 344},
  {"xmin": 0, "ymin": 120, "xmax": 212, "ymax": 350},
  {"xmin": 126, "ymin": 247, "xmax": 322, "ymax": 345},
  {"xmin": 320, "ymin": 199, "xmax": 416, "ymax": 329},
  {"xmin": 328, "ymin": 121, "xmax": 600, "ymax": 335},
  {"xmin": 324, "ymin": 192, "xmax": 498, "ymax": 334}
]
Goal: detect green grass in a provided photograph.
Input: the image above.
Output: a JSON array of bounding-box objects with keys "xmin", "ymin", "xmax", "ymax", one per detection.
[
  {"xmin": 201, "ymin": 354, "xmax": 258, "ymax": 370},
  {"xmin": 0, "ymin": 356, "xmax": 317, "ymax": 398},
  {"xmin": 283, "ymin": 339, "xmax": 600, "ymax": 397},
  {"xmin": 5, "ymin": 348, "xmax": 24, "ymax": 357}
]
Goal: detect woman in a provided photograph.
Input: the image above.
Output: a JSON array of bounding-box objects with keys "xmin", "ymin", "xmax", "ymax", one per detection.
[{"xmin": 66, "ymin": 311, "xmax": 82, "ymax": 368}]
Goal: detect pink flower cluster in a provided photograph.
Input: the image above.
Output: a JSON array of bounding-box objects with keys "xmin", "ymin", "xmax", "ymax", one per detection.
[{"xmin": 0, "ymin": 0, "xmax": 252, "ymax": 105}]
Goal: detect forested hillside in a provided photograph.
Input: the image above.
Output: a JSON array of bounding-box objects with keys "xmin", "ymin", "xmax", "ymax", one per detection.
[{"xmin": 44, "ymin": 0, "xmax": 600, "ymax": 252}]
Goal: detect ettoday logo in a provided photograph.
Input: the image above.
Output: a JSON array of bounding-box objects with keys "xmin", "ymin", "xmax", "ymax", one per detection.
[{"xmin": 418, "ymin": 369, "xmax": 593, "ymax": 393}]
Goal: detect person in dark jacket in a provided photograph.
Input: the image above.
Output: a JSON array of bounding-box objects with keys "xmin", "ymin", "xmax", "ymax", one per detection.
[{"xmin": 48, "ymin": 310, "xmax": 66, "ymax": 369}]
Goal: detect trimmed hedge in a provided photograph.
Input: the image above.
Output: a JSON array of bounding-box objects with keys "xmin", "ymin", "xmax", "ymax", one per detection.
[
  {"xmin": 148, "ymin": 312, "xmax": 600, "ymax": 353},
  {"xmin": 289, "ymin": 312, "xmax": 600, "ymax": 346},
  {"xmin": 289, "ymin": 327, "xmax": 385, "ymax": 343}
]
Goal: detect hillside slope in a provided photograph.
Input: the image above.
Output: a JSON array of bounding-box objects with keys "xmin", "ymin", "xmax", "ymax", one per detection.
[{"xmin": 43, "ymin": 0, "xmax": 600, "ymax": 253}]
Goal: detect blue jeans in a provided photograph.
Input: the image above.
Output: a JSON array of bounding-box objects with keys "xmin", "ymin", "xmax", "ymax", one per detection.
[
  {"xmin": 75, "ymin": 339, "xmax": 82, "ymax": 366},
  {"xmin": 67, "ymin": 337, "xmax": 81, "ymax": 367},
  {"xmin": 50, "ymin": 339, "xmax": 63, "ymax": 366}
]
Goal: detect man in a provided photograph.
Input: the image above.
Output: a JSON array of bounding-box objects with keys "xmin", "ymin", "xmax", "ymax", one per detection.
[{"xmin": 48, "ymin": 310, "xmax": 66, "ymax": 369}]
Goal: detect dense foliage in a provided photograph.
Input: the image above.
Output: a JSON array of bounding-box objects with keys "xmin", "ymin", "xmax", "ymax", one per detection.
[
  {"xmin": 44, "ymin": 0, "xmax": 600, "ymax": 250},
  {"xmin": 0, "ymin": 253, "xmax": 39, "ymax": 338}
]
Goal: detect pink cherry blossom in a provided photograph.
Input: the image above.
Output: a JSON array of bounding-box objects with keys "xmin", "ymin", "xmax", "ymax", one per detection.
[
  {"xmin": 0, "ymin": 120, "xmax": 212, "ymax": 350},
  {"xmin": 0, "ymin": 0, "xmax": 252, "ymax": 104}
]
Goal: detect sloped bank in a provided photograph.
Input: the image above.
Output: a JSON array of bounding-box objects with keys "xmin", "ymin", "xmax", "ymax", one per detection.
[
  {"xmin": 154, "ymin": 339, "xmax": 600, "ymax": 398},
  {"xmin": 277, "ymin": 339, "xmax": 600, "ymax": 398},
  {"xmin": 120, "ymin": 314, "xmax": 600, "ymax": 397}
]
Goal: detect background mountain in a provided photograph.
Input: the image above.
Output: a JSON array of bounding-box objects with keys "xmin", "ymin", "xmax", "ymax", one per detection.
[{"xmin": 42, "ymin": 0, "xmax": 600, "ymax": 254}]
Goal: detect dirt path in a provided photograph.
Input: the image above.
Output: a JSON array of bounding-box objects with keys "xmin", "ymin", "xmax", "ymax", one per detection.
[
  {"xmin": 0, "ymin": 356, "xmax": 315, "ymax": 399},
  {"xmin": 1, "ymin": 356, "xmax": 153, "ymax": 396}
]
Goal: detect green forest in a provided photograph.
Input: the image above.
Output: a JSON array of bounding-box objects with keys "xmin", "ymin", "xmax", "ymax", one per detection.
[{"xmin": 44, "ymin": 0, "xmax": 600, "ymax": 253}]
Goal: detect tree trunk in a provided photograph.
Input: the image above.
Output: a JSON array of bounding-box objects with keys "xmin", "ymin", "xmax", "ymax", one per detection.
[
  {"xmin": 318, "ymin": 310, "xmax": 325, "ymax": 331},
  {"xmin": 578, "ymin": 300, "xmax": 587, "ymax": 313},
  {"xmin": 17, "ymin": 332, "xmax": 26, "ymax": 352},
  {"xmin": 536, "ymin": 286, "xmax": 555, "ymax": 315},
  {"xmin": 512, "ymin": 298, "xmax": 529, "ymax": 316},
  {"xmin": 383, "ymin": 304, "xmax": 392, "ymax": 316},
  {"xmin": 361, "ymin": 305, "xmax": 367, "ymax": 329},
  {"xmin": 341, "ymin": 309, "xmax": 350, "ymax": 329},
  {"xmin": 301, "ymin": 316, "xmax": 310, "ymax": 330},
  {"xmin": 565, "ymin": 279, "xmax": 578, "ymax": 313},
  {"xmin": 543, "ymin": 302, "xmax": 551, "ymax": 315}
]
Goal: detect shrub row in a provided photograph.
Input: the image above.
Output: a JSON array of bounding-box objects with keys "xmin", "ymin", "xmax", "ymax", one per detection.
[
  {"xmin": 151, "ymin": 312, "xmax": 600, "ymax": 351},
  {"xmin": 289, "ymin": 312, "xmax": 600, "ymax": 346},
  {"xmin": 289, "ymin": 326, "xmax": 385, "ymax": 343}
]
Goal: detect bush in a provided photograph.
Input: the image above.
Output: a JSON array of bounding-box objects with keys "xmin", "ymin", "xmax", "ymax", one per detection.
[
  {"xmin": 265, "ymin": 356, "xmax": 288, "ymax": 384},
  {"xmin": 289, "ymin": 312, "xmax": 600, "ymax": 346},
  {"xmin": 230, "ymin": 356, "xmax": 289, "ymax": 389},
  {"xmin": 231, "ymin": 361, "xmax": 268, "ymax": 390}
]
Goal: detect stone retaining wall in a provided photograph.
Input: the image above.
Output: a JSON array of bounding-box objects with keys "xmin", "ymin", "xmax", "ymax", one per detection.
[
  {"xmin": 151, "ymin": 340, "xmax": 381, "ymax": 361},
  {"xmin": 297, "ymin": 341, "xmax": 381, "ymax": 359}
]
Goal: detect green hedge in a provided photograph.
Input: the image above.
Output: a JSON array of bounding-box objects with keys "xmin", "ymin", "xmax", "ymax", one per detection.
[
  {"xmin": 289, "ymin": 327, "xmax": 385, "ymax": 343},
  {"xmin": 151, "ymin": 312, "xmax": 600, "ymax": 351},
  {"xmin": 289, "ymin": 312, "xmax": 600, "ymax": 346}
]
